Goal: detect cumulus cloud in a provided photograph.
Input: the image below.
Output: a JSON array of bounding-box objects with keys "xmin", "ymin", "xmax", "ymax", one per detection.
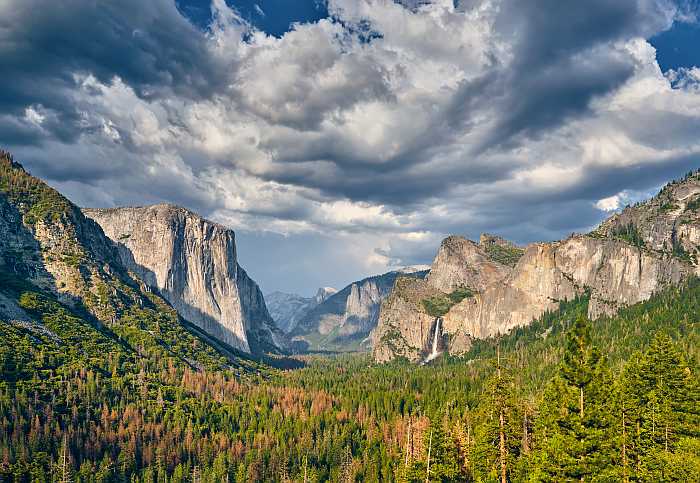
[
  {"xmin": 2, "ymin": 0, "xmax": 700, "ymax": 292},
  {"xmin": 596, "ymin": 194, "xmax": 623, "ymax": 212}
]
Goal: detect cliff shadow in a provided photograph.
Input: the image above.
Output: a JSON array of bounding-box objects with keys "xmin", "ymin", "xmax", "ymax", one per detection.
[
  {"xmin": 0, "ymin": 200, "xmax": 139, "ymax": 366},
  {"xmin": 109, "ymin": 238, "xmax": 279, "ymax": 362}
]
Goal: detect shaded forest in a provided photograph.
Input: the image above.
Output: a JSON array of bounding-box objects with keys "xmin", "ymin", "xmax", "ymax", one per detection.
[{"xmin": 1, "ymin": 275, "xmax": 699, "ymax": 481}]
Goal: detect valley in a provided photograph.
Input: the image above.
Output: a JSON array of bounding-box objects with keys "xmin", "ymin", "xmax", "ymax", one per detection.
[{"xmin": 1, "ymin": 151, "xmax": 699, "ymax": 481}]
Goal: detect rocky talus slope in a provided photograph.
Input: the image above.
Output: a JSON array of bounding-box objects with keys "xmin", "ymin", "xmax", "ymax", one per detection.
[
  {"xmin": 84, "ymin": 205, "xmax": 284, "ymax": 354},
  {"xmin": 290, "ymin": 268, "xmax": 427, "ymax": 352},
  {"xmin": 373, "ymin": 171, "xmax": 700, "ymax": 363}
]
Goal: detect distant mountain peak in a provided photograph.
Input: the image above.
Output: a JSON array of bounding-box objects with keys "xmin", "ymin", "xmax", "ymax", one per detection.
[
  {"xmin": 394, "ymin": 265, "xmax": 431, "ymax": 274},
  {"xmin": 314, "ymin": 286, "xmax": 337, "ymax": 303}
]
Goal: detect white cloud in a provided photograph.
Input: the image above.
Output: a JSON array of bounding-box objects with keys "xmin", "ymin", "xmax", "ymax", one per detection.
[
  {"xmin": 6, "ymin": 0, "xmax": 700, "ymax": 292},
  {"xmin": 595, "ymin": 194, "xmax": 622, "ymax": 212},
  {"xmin": 24, "ymin": 106, "xmax": 45, "ymax": 126}
]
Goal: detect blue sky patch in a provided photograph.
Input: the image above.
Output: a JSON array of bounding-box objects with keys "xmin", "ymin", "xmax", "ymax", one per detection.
[
  {"xmin": 651, "ymin": 20, "xmax": 700, "ymax": 72},
  {"xmin": 176, "ymin": 0, "xmax": 328, "ymax": 37}
]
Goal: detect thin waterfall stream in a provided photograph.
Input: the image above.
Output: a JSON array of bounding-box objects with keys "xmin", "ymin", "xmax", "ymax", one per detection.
[{"xmin": 424, "ymin": 317, "xmax": 442, "ymax": 363}]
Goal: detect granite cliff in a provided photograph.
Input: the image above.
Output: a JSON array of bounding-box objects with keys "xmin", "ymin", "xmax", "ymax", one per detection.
[
  {"xmin": 0, "ymin": 151, "xmax": 252, "ymax": 369},
  {"xmin": 290, "ymin": 268, "xmax": 427, "ymax": 352},
  {"xmin": 84, "ymin": 205, "xmax": 284, "ymax": 354},
  {"xmin": 266, "ymin": 287, "xmax": 337, "ymax": 334},
  {"xmin": 373, "ymin": 171, "xmax": 700, "ymax": 363}
]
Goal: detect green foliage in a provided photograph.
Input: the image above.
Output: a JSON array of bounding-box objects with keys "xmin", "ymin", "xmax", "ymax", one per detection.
[
  {"xmin": 470, "ymin": 358, "xmax": 524, "ymax": 482},
  {"xmin": 422, "ymin": 287, "xmax": 473, "ymax": 317},
  {"xmin": 660, "ymin": 201, "xmax": 679, "ymax": 212},
  {"xmin": 483, "ymin": 243, "xmax": 525, "ymax": 267},
  {"xmin": 405, "ymin": 417, "xmax": 463, "ymax": 482},
  {"xmin": 611, "ymin": 222, "xmax": 645, "ymax": 247},
  {"xmin": 0, "ymin": 152, "xmax": 73, "ymax": 225},
  {"xmin": 2, "ymin": 239, "xmax": 700, "ymax": 483},
  {"xmin": 620, "ymin": 334, "xmax": 700, "ymax": 481},
  {"xmin": 672, "ymin": 236, "xmax": 695, "ymax": 264},
  {"xmin": 685, "ymin": 195, "xmax": 700, "ymax": 212},
  {"xmin": 533, "ymin": 317, "xmax": 618, "ymax": 481}
]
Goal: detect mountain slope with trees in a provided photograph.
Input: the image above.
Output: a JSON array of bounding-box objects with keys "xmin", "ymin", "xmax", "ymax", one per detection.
[
  {"xmin": 374, "ymin": 170, "xmax": 700, "ymax": 363},
  {"xmin": 1, "ymin": 151, "xmax": 698, "ymax": 481}
]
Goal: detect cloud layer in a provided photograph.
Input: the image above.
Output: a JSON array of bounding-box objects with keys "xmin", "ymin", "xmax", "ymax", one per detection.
[{"xmin": 2, "ymin": 0, "xmax": 700, "ymax": 294}]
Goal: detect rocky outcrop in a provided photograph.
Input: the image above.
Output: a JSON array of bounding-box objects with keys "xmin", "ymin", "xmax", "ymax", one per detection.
[
  {"xmin": 372, "ymin": 277, "xmax": 455, "ymax": 363},
  {"xmin": 291, "ymin": 269, "xmax": 427, "ymax": 352},
  {"xmin": 1, "ymin": 150, "xmax": 259, "ymax": 372},
  {"xmin": 374, "ymin": 171, "xmax": 700, "ymax": 363},
  {"xmin": 266, "ymin": 287, "xmax": 337, "ymax": 333},
  {"xmin": 1, "ymin": 154, "xmax": 174, "ymax": 333},
  {"xmin": 442, "ymin": 242, "xmax": 577, "ymax": 340},
  {"xmin": 426, "ymin": 236, "xmax": 512, "ymax": 292},
  {"xmin": 373, "ymin": 236, "xmax": 516, "ymax": 362},
  {"xmin": 555, "ymin": 236, "xmax": 690, "ymax": 318},
  {"xmin": 84, "ymin": 205, "xmax": 284, "ymax": 354},
  {"xmin": 595, "ymin": 174, "xmax": 700, "ymax": 270}
]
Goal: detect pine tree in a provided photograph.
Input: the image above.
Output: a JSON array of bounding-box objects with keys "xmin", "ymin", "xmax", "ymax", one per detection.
[
  {"xmin": 471, "ymin": 346, "xmax": 522, "ymax": 482},
  {"xmin": 57, "ymin": 434, "xmax": 72, "ymax": 483},
  {"xmin": 622, "ymin": 333, "xmax": 700, "ymax": 481},
  {"xmin": 405, "ymin": 417, "xmax": 462, "ymax": 482},
  {"xmin": 532, "ymin": 316, "xmax": 616, "ymax": 481},
  {"xmin": 340, "ymin": 444, "xmax": 354, "ymax": 483}
]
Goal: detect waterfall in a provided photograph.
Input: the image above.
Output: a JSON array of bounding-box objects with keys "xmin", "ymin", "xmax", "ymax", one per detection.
[{"xmin": 424, "ymin": 317, "xmax": 442, "ymax": 363}]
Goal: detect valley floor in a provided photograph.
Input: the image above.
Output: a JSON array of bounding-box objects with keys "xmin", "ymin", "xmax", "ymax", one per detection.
[{"xmin": 2, "ymin": 279, "xmax": 700, "ymax": 481}]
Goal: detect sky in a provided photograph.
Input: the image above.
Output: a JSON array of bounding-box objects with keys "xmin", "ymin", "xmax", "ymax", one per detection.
[{"xmin": 1, "ymin": 1, "xmax": 700, "ymax": 296}]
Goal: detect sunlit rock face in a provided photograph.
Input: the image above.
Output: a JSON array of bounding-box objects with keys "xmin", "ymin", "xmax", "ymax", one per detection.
[
  {"xmin": 595, "ymin": 174, "xmax": 700, "ymax": 273},
  {"xmin": 266, "ymin": 287, "xmax": 338, "ymax": 334},
  {"xmin": 291, "ymin": 269, "xmax": 427, "ymax": 353},
  {"xmin": 374, "ymin": 173, "xmax": 700, "ymax": 363},
  {"xmin": 426, "ymin": 236, "xmax": 512, "ymax": 292},
  {"xmin": 372, "ymin": 277, "xmax": 444, "ymax": 364},
  {"xmin": 84, "ymin": 204, "xmax": 284, "ymax": 354}
]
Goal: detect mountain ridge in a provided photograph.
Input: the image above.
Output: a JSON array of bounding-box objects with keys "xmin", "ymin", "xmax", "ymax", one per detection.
[
  {"xmin": 0, "ymin": 150, "xmax": 255, "ymax": 372},
  {"xmin": 265, "ymin": 286, "xmax": 337, "ymax": 334},
  {"xmin": 288, "ymin": 268, "xmax": 428, "ymax": 352},
  {"xmin": 373, "ymin": 170, "xmax": 700, "ymax": 363}
]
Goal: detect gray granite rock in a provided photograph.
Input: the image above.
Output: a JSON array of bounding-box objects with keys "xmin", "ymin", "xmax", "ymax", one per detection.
[
  {"xmin": 374, "ymin": 173, "xmax": 700, "ymax": 363},
  {"xmin": 84, "ymin": 204, "xmax": 284, "ymax": 354}
]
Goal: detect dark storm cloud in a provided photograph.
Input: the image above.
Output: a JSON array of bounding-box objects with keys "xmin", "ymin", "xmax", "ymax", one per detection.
[
  {"xmin": 474, "ymin": 52, "xmax": 636, "ymax": 153},
  {"xmin": 0, "ymin": 0, "xmax": 223, "ymax": 142},
  {"xmin": 2, "ymin": 0, "xmax": 699, "ymax": 293},
  {"xmin": 561, "ymin": 155, "xmax": 700, "ymax": 204},
  {"xmin": 459, "ymin": 0, "xmax": 672, "ymax": 152},
  {"xmin": 502, "ymin": 0, "xmax": 661, "ymax": 67},
  {"xmin": 245, "ymin": 0, "xmax": 678, "ymax": 209}
]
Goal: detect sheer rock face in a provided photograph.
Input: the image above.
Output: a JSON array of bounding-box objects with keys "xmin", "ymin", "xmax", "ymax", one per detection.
[
  {"xmin": 426, "ymin": 236, "xmax": 512, "ymax": 292},
  {"xmin": 554, "ymin": 236, "xmax": 690, "ymax": 318},
  {"xmin": 374, "ymin": 174, "xmax": 700, "ymax": 363},
  {"xmin": 266, "ymin": 287, "xmax": 338, "ymax": 334},
  {"xmin": 84, "ymin": 205, "xmax": 283, "ymax": 354},
  {"xmin": 372, "ymin": 277, "xmax": 443, "ymax": 363},
  {"xmin": 290, "ymin": 270, "xmax": 426, "ymax": 352},
  {"xmin": 442, "ymin": 242, "xmax": 577, "ymax": 340}
]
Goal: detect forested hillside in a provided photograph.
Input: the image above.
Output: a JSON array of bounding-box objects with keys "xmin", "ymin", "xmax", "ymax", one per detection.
[{"xmin": 2, "ymin": 271, "xmax": 698, "ymax": 481}]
